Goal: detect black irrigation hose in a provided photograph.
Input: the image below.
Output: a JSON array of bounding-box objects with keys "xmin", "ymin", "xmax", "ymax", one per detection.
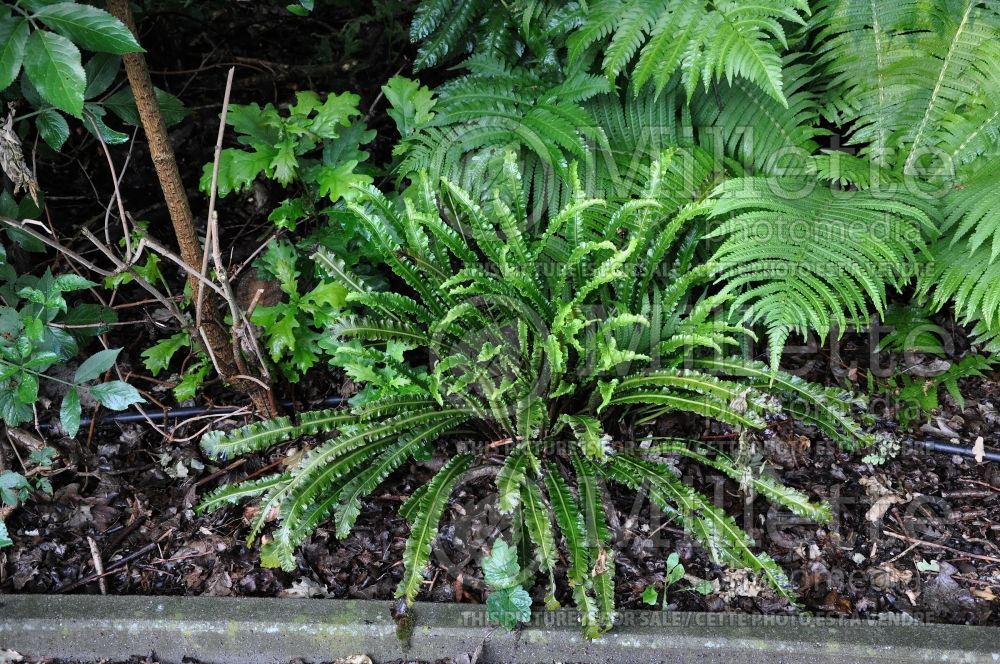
[
  {"xmin": 904, "ymin": 437, "xmax": 1000, "ymax": 463},
  {"xmin": 35, "ymin": 398, "xmax": 1000, "ymax": 462},
  {"xmin": 40, "ymin": 396, "xmax": 348, "ymax": 430}
]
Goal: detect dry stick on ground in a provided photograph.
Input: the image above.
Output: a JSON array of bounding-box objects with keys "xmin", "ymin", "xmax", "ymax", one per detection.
[
  {"xmin": 106, "ymin": 0, "xmax": 275, "ymax": 417},
  {"xmin": 884, "ymin": 530, "xmax": 1000, "ymax": 564}
]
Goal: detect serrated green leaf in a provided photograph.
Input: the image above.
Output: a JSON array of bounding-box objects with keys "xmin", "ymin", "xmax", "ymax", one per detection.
[
  {"xmin": 486, "ymin": 586, "xmax": 532, "ymax": 630},
  {"xmin": 74, "ymin": 347, "xmax": 120, "ymax": 383},
  {"xmin": 54, "ymin": 273, "xmax": 97, "ymax": 292},
  {"xmin": 0, "ymin": 387, "xmax": 33, "ymax": 426},
  {"xmin": 35, "ymin": 108, "xmax": 70, "ymax": 150},
  {"xmin": 23, "ymin": 30, "xmax": 85, "ymax": 117},
  {"xmin": 83, "ymin": 52, "xmax": 120, "ymax": 98},
  {"xmin": 83, "ymin": 102, "xmax": 129, "ymax": 144},
  {"xmin": 173, "ymin": 359, "xmax": 209, "ymax": 402},
  {"xmin": 34, "ymin": 3, "xmax": 143, "ymax": 54},
  {"xmin": 482, "ymin": 539, "xmax": 520, "ymax": 590},
  {"xmin": 141, "ymin": 332, "xmax": 189, "ymax": 376},
  {"xmin": 60, "ymin": 386, "xmax": 81, "ymax": 438},
  {"xmin": 0, "ymin": 18, "xmax": 29, "ymax": 91},
  {"xmin": 16, "ymin": 372, "xmax": 38, "ymax": 404},
  {"xmin": 89, "ymin": 379, "xmax": 143, "ymax": 410},
  {"xmin": 104, "ymin": 86, "xmax": 186, "ymax": 127}
]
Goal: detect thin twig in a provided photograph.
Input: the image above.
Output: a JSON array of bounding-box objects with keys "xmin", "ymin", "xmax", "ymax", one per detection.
[
  {"xmin": 78, "ymin": 229, "xmax": 190, "ymax": 325},
  {"xmin": 884, "ymin": 530, "xmax": 1000, "ymax": 564},
  {"xmin": 139, "ymin": 235, "xmax": 229, "ymax": 300},
  {"xmin": 86, "ymin": 112, "xmax": 133, "ymax": 255},
  {"xmin": 197, "ymin": 67, "xmax": 235, "ymax": 329},
  {"xmin": 55, "ymin": 542, "xmax": 157, "ymax": 593},
  {"xmin": 87, "ymin": 536, "xmax": 108, "ymax": 595},
  {"xmin": 0, "ymin": 216, "xmax": 112, "ymax": 276}
]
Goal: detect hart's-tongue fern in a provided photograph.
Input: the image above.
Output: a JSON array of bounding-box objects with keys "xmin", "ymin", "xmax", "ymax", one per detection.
[{"xmin": 199, "ymin": 159, "xmax": 869, "ymax": 636}]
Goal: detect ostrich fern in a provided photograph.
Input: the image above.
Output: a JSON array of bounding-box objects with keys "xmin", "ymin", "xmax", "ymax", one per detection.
[
  {"xmin": 200, "ymin": 162, "xmax": 867, "ymax": 635},
  {"xmin": 408, "ymin": 0, "xmax": 810, "ymax": 104},
  {"xmin": 402, "ymin": 0, "xmax": 1000, "ymax": 360}
]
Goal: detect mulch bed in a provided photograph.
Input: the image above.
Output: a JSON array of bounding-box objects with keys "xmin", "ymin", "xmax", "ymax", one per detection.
[{"xmin": 2, "ymin": 362, "xmax": 997, "ymax": 626}]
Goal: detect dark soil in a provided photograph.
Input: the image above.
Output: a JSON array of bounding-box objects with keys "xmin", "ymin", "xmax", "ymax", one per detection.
[{"xmin": 2, "ymin": 347, "xmax": 998, "ymax": 626}]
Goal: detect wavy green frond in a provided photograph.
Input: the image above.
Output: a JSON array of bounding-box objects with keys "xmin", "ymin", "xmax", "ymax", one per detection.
[
  {"xmin": 608, "ymin": 455, "xmax": 794, "ymax": 601},
  {"xmin": 396, "ymin": 453, "xmax": 474, "ymax": 604},
  {"xmin": 644, "ymin": 441, "xmax": 830, "ymax": 522},
  {"xmin": 558, "ymin": 414, "xmax": 609, "ymax": 461},
  {"xmin": 573, "ymin": 453, "xmax": 616, "ymax": 633},
  {"xmin": 334, "ymin": 414, "xmax": 469, "ymax": 538},
  {"xmin": 543, "ymin": 463, "xmax": 589, "ymax": 586},
  {"xmin": 497, "ymin": 447, "xmax": 532, "ymax": 514},
  {"xmin": 520, "ymin": 479, "xmax": 559, "ymax": 602},
  {"xmin": 200, "ymin": 409, "xmax": 354, "ymax": 460},
  {"xmin": 693, "ymin": 356, "xmax": 873, "ymax": 448},
  {"xmin": 196, "ymin": 472, "xmax": 290, "ymax": 515}
]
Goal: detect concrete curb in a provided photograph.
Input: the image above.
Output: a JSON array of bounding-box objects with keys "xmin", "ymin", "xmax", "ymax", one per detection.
[{"xmin": 0, "ymin": 595, "xmax": 997, "ymax": 663}]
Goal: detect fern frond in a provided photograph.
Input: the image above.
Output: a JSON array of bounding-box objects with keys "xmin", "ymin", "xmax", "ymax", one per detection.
[
  {"xmin": 400, "ymin": 482, "xmax": 431, "ymax": 524},
  {"xmin": 497, "ymin": 447, "xmax": 532, "ymax": 514},
  {"xmin": 396, "ymin": 453, "xmax": 474, "ymax": 604},
  {"xmin": 544, "ymin": 463, "xmax": 602, "ymax": 638},
  {"xmin": 571, "ymin": 0, "xmax": 809, "ymax": 104},
  {"xmin": 573, "ymin": 453, "xmax": 616, "ymax": 633},
  {"xmin": 813, "ymin": 0, "xmax": 1000, "ymax": 169},
  {"xmin": 693, "ymin": 357, "xmax": 873, "ymax": 448},
  {"xmin": 272, "ymin": 439, "xmax": 395, "ymax": 568},
  {"xmin": 558, "ymin": 414, "xmax": 610, "ymax": 461},
  {"xmin": 945, "ymin": 157, "xmax": 1000, "ymax": 262},
  {"xmin": 200, "ymin": 409, "xmax": 354, "ymax": 460},
  {"xmin": 411, "ymin": 0, "xmax": 486, "ymax": 69},
  {"xmin": 520, "ymin": 479, "xmax": 559, "ymax": 602},
  {"xmin": 707, "ymin": 177, "xmax": 934, "ymax": 365},
  {"xmin": 333, "ymin": 414, "xmax": 469, "ymax": 538},
  {"xmin": 644, "ymin": 441, "xmax": 830, "ymax": 522},
  {"xmin": 919, "ymin": 238, "xmax": 1000, "ymax": 336},
  {"xmin": 196, "ymin": 473, "xmax": 290, "ymax": 515},
  {"xmin": 692, "ymin": 58, "xmax": 826, "ymax": 175},
  {"xmin": 608, "ymin": 455, "xmax": 794, "ymax": 601},
  {"xmin": 543, "ymin": 463, "xmax": 589, "ymax": 585}
]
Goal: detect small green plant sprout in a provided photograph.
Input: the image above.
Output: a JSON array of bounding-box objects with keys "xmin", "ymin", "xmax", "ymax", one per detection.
[
  {"xmin": 483, "ymin": 539, "xmax": 533, "ymax": 631},
  {"xmin": 862, "ymin": 431, "xmax": 901, "ymax": 466},
  {"xmin": 199, "ymin": 90, "xmax": 374, "ymax": 205},
  {"xmin": 0, "ymin": 441, "xmax": 55, "ymax": 550},
  {"xmin": 641, "ymin": 551, "xmax": 685, "ymax": 608},
  {"xmin": 694, "ymin": 579, "xmax": 715, "ymax": 596},
  {"xmin": 0, "ymin": 269, "xmax": 143, "ymax": 435},
  {"xmin": 879, "ymin": 354, "xmax": 996, "ymax": 429},
  {"xmin": 916, "ymin": 559, "xmax": 941, "ymax": 574}
]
